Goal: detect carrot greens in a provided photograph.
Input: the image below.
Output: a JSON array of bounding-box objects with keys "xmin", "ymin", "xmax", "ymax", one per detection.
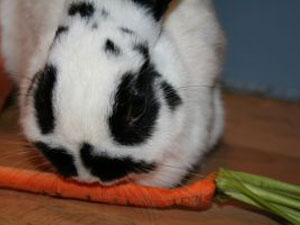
[{"xmin": 216, "ymin": 169, "xmax": 300, "ymax": 225}]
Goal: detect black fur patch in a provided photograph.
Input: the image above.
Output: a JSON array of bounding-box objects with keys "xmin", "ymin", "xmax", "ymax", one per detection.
[
  {"xmin": 101, "ymin": 8, "xmax": 109, "ymax": 18},
  {"xmin": 120, "ymin": 27, "xmax": 135, "ymax": 35},
  {"xmin": 35, "ymin": 142, "xmax": 78, "ymax": 177},
  {"xmin": 109, "ymin": 62, "xmax": 160, "ymax": 146},
  {"xmin": 68, "ymin": 2, "xmax": 95, "ymax": 18},
  {"xmin": 92, "ymin": 23, "xmax": 98, "ymax": 29},
  {"xmin": 133, "ymin": 43, "xmax": 149, "ymax": 59},
  {"xmin": 34, "ymin": 65, "xmax": 57, "ymax": 134},
  {"xmin": 105, "ymin": 39, "xmax": 121, "ymax": 56},
  {"xmin": 80, "ymin": 143, "xmax": 156, "ymax": 182},
  {"xmin": 160, "ymin": 81, "xmax": 182, "ymax": 111},
  {"xmin": 54, "ymin": 26, "xmax": 69, "ymax": 40},
  {"xmin": 131, "ymin": 0, "xmax": 172, "ymax": 21}
]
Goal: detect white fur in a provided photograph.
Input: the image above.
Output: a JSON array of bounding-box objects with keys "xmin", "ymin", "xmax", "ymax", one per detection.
[{"xmin": 0, "ymin": 0, "xmax": 225, "ymax": 187}]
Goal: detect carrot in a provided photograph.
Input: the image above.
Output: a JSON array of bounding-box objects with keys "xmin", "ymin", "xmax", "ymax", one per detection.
[
  {"xmin": 0, "ymin": 166, "xmax": 216, "ymax": 209},
  {"xmin": 1, "ymin": 166, "xmax": 300, "ymax": 224}
]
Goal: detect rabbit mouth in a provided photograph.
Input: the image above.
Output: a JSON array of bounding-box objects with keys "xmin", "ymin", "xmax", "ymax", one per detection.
[{"xmin": 34, "ymin": 141, "xmax": 157, "ymax": 185}]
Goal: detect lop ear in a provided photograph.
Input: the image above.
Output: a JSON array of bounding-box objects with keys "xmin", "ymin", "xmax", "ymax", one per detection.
[{"xmin": 132, "ymin": 0, "xmax": 172, "ymax": 21}]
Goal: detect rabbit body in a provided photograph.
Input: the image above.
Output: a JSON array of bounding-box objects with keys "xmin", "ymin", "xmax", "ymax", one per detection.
[{"xmin": 0, "ymin": 0, "xmax": 225, "ymax": 187}]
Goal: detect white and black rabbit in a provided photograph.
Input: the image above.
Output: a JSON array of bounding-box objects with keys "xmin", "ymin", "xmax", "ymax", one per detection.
[{"xmin": 0, "ymin": 0, "xmax": 225, "ymax": 187}]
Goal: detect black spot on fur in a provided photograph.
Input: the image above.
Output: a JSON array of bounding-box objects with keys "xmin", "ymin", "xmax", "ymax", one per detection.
[
  {"xmin": 109, "ymin": 61, "xmax": 160, "ymax": 146},
  {"xmin": 133, "ymin": 43, "xmax": 149, "ymax": 59},
  {"xmin": 105, "ymin": 39, "xmax": 121, "ymax": 56},
  {"xmin": 160, "ymin": 81, "xmax": 182, "ymax": 111},
  {"xmin": 101, "ymin": 8, "xmax": 109, "ymax": 18},
  {"xmin": 120, "ymin": 27, "xmax": 135, "ymax": 35},
  {"xmin": 131, "ymin": 0, "xmax": 172, "ymax": 21},
  {"xmin": 35, "ymin": 142, "xmax": 78, "ymax": 177},
  {"xmin": 54, "ymin": 26, "xmax": 69, "ymax": 40},
  {"xmin": 80, "ymin": 143, "xmax": 156, "ymax": 182},
  {"xmin": 34, "ymin": 65, "xmax": 57, "ymax": 134},
  {"xmin": 68, "ymin": 2, "xmax": 95, "ymax": 18},
  {"xmin": 92, "ymin": 22, "xmax": 98, "ymax": 29}
]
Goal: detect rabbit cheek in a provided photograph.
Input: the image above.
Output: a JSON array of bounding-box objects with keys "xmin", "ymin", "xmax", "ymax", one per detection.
[{"xmin": 34, "ymin": 142, "xmax": 78, "ymax": 178}]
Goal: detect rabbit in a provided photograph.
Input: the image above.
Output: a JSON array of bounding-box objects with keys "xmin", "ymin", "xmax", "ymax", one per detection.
[{"xmin": 0, "ymin": 0, "xmax": 225, "ymax": 188}]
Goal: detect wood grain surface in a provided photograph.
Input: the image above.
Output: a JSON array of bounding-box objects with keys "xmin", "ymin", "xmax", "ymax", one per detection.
[
  {"xmin": 0, "ymin": 48, "xmax": 13, "ymax": 112},
  {"xmin": 0, "ymin": 93, "xmax": 299, "ymax": 225}
]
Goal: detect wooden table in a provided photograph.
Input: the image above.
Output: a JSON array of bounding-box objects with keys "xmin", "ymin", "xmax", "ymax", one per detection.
[{"xmin": 0, "ymin": 93, "xmax": 299, "ymax": 225}]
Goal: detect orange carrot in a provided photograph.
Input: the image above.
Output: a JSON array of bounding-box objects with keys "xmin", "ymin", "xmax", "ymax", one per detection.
[{"xmin": 0, "ymin": 166, "xmax": 216, "ymax": 209}]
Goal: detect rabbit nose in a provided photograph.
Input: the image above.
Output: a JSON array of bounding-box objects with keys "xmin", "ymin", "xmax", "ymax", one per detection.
[
  {"xmin": 34, "ymin": 142, "xmax": 78, "ymax": 178},
  {"xmin": 80, "ymin": 143, "xmax": 131, "ymax": 182},
  {"xmin": 80, "ymin": 143, "xmax": 156, "ymax": 183}
]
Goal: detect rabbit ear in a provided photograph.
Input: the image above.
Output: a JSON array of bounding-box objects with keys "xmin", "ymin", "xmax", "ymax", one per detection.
[{"xmin": 132, "ymin": 0, "xmax": 172, "ymax": 21}]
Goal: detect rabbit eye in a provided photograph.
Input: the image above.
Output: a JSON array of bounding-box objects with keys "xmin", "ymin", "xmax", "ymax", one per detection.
[
  {"xmin": 126, "ymin": 95, "xmax": 146, "ymax": 123},
  {"xmin": 109, "ymin": 72, "xmax": 160, "ymax": 146}
]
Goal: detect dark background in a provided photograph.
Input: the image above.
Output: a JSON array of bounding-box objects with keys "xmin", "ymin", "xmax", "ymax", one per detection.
[{"xmin": 215, "ymin": 0, "xmax": 300, "ymax": 101}]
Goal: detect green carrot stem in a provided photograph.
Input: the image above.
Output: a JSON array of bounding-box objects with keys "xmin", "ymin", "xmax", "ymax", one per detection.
[
  {"xmin": 227, "ymin": 180, "xmax": 299, "ymax": 224},
  {"xmin": 242, "ymin": 183, "xmax": 300, "ymax": 210},
  {"xmin": 220, "ymin": 169, "xmax": 300, "ymax": 195},
  {"xmin": 225, "ymin": 191, "xmax": 300, "ymax": 219},
  {"xmin": 216, "ymin": 170, "xmax": 300, "ymax": 225},
  {"xmin": 274, "ymin": 190, "xmax": 300, "ymax": 202}
]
